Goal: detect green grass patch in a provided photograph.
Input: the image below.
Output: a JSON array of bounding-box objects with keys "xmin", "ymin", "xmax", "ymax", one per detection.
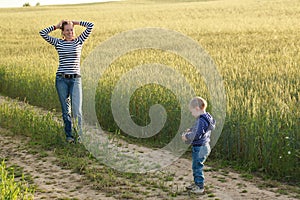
[{"xmin": 0, "ymin": 160, "xmax": 35, "ymax": 200}]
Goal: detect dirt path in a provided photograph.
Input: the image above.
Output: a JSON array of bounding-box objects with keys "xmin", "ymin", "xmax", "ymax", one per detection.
[
  {"xmin": 0, "ymin": 128, "xmax": 298, "ymax": 200},
  {"xmin": 0, "ymin": 130, "xmax": 115, "ymax": 200},
  {"xmin": 0, "ymin": 96, "xmax": 299, "ymax": 200}
]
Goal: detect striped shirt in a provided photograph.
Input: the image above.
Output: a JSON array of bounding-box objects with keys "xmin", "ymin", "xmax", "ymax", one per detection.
[{"xmin": 39, "ymin": 21, "xmax": 94, "ymax": 75}]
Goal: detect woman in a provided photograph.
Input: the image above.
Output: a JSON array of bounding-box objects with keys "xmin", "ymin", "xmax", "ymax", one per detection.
[{"xmin": 39, "ymin": 20, "xmax": 94, "ymax": 143}]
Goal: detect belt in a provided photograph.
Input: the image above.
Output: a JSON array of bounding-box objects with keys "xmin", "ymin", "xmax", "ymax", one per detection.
[
  {"xmin": 193, "ymin": 143, "xmax": 208, "ymax": 147},
  {"xmin": 57, "ymin": 74, "xmax": 81, "ymax": 79}
]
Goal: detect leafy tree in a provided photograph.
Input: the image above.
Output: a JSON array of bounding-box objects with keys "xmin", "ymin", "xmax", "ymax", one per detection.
[{"xmin": 22, "ymin": 2, "xmax": 30, "ymax": 7}]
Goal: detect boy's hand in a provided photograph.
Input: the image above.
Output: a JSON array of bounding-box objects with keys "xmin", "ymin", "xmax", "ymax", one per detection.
[{"xmin": 181, "ymin": 132, "xmax": 188, "ymax": 141}]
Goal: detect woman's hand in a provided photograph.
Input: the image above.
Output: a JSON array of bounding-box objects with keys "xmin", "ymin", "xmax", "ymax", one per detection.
[
  {"xmin": 55, "ymin": 20, "xmax": 64, "ymax": 29},
  {"xmin": 72, "ymin": 20, "xmax": 80, "ymax": 25}
]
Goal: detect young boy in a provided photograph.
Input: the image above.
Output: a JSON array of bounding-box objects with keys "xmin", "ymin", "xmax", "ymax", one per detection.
[{"xmin": 182, "ymin": 96, "xmax": 216, "ymax": 194}]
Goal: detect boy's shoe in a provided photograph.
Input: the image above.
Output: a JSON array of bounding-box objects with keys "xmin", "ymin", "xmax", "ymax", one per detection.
[
  {"xmin": 186, "ymin": 183, "xmax": 197, "ymax": 190},
  {"xmin": 66, "ymin": 137, "xmax": 75, "ymax": 144},
  {"xmin": 190, "ymin": 185, "xmax": 205, "ymax": 194}
]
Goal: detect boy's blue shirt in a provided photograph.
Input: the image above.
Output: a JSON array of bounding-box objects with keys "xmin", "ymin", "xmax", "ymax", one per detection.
[{"xmin": 185, "ymin": 112, "xmax": 216, "ymax": 146}]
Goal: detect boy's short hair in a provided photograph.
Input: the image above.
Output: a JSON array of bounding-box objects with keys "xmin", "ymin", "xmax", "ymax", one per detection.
[{"xmin": 190, "ymin": 96, "xmax": 207, "ymax": 110}]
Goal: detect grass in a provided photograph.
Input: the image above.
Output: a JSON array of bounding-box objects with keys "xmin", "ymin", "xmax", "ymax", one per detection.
[
  {"xmin": 0, "ymin": 160, "xmax": 35, "ymax": 200},
  {"xmin": 0, "ymin": 0, "xmax": 299, "ymax": 185}
]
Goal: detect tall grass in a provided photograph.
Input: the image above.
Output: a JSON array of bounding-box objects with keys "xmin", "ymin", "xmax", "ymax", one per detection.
[
  {"xmin": 0, "ymin": 0, "xmax": 299, "ymax": 182},
  {"xmin": 0, "ymin": 160, "xmax": 35, "ymax": 200}
]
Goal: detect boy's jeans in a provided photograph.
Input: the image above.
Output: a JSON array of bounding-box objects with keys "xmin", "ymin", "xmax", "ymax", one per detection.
[
  {"xmin": 55, "ymin": 75, "xmax": 82, "ymax": 140},
  {"xmin": 192, "ymin": 144, "xmax": 211, "ymax": 188}
]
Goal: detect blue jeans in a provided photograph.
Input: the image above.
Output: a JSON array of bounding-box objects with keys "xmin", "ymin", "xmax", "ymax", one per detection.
[
  {"xmin": 192, "ymin": 144, "xmax": 211, "ymax": 188},
  {"xmin": 55, "ymin": 75, "xmax": 82, "ymax": 140}
]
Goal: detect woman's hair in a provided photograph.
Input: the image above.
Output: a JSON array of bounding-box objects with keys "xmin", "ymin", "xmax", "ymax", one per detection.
[
  {"xmin": 61, "ymin": 21, "xmax": 73, "ymax": 31},
  {"xmin": 190, "ymin": 96, "xmax": 207, "ymax": 110}
]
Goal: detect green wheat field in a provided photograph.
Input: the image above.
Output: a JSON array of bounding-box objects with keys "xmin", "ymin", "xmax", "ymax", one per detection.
[{"xmin": 0, "ymin": 0, "xmax": 299, "ymax": 197}]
